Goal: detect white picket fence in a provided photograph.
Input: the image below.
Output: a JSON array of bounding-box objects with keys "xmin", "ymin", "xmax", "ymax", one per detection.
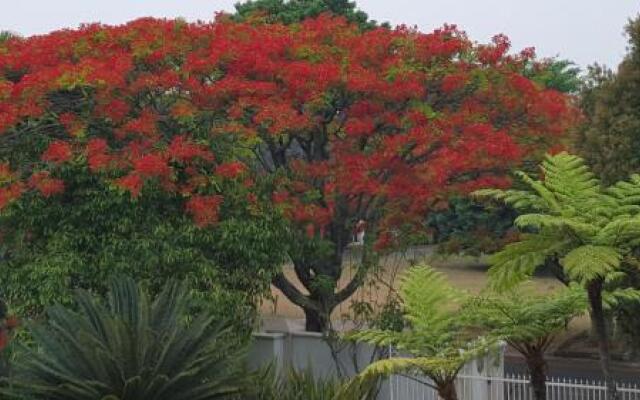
[{"xmin": 388, "ymin": 373, "xmax": 640, "ymax": 400}]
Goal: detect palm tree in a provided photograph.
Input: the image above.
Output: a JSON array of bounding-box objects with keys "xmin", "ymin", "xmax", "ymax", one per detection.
[
  {"xmin": 465, "ymin": 285, "xmax": 587, "ymax": 400},
  {"xmin": 2, "ymin": 277, "xmax": 247, "ymax": 400},
  {"xmin": 475, "ymin": 152, "xmax": 640, "ymax": 400},
  {"xmin": 340, "ymin": 266, "xmax": 492, "ymax": 400}
]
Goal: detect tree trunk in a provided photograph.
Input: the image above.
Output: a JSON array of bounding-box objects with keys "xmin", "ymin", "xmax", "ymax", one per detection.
[
  {"xmin": 588, "ymin": 279, "xmax": 619, "ymax": 400},
  {"xmin": 303, "ymin": 305, "xmax": 331, "ymax": 332},
  {"xmin": 437, "ymin": 380, "xmax": 458, "ymax": 400},
  {"xmin": 525, "ymin": 350, "xmax": 548, "ymax": 400}
]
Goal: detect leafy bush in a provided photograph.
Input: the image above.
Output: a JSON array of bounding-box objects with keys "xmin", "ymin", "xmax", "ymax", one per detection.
[
  {"xmin": 2, "ymin": 277, "xmax": 247, "ymax": 400},
  {"xmin": 426, "ymin": 196, "xmax": 517, "ymax": 256}
]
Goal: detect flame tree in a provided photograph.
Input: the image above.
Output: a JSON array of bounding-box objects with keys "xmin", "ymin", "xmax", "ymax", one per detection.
[{"xmin": 0, "ymin": 14, "xmax": 576, "ymax": 330}]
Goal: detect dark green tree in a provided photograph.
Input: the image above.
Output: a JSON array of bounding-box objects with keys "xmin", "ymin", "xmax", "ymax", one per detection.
[
  {"xmin": 524, "ymin": 58, "xmax": 582, "ymax": 94},
  {"xmin": 0, "ymin": 32, "xmax": 18, "ymax": 43},
  {"xmin": 576, "ymin": 17, "xmax": 640, "ymax": 185},
  {"xmin": 426, "ymin": 195, "xmax": 517, "ymax": 256},
  {"xmin": 233, "ymin": 0, "xmax": 382, "ymax": 29},
  {"xmin": 0, "ymin": 156, "xmax": 288, "ymax": 322},
  {"xmin": 574, "ymin": 16, "xmax": 640, "ymax": 363}
]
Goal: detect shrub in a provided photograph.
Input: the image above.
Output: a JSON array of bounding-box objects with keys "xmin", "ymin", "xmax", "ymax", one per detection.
[{"xmin": 2, "ymin": 277, "xmax": 247, "ymax": 400}]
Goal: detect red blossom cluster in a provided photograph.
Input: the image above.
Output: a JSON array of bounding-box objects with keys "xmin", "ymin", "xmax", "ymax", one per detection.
[
  {"xmin": 0, "ymin": 14, "xmax": 577, "ymax": 236},
  {"xmin": 29, "ymin": 171, "xmax": 65, "ymax": 197},
  {"xmin": 186, "ymin": 195, "xmax": 224, "ymax": 227},
  {"xmin": 41, "ymin": 141, "xmax": 73, "ymax": 164}
]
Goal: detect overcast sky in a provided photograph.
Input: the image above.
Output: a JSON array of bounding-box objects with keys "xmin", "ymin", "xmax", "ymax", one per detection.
[{"xmin": 1, "ymin": 1, "xmax": 638, "ymax": 70}]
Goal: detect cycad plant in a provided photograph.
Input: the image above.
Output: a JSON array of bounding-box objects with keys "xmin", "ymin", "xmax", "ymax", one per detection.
[
  {"xmin": 3, "ymin": 277, "xmax": 246, "ymax": 400},
  {"xmin": 464, "ymin": 285, "xmax": 587, "ymax": 400},
  {"xmin": 475, "ymin": 152, "xmax": 640, "ymax": 400},
  {"xmin": 340, "ymin": 266, "xmax": 492, "ymax": 400}
]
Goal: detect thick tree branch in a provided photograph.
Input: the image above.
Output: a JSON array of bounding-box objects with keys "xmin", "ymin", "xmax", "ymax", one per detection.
[
  {"xmin": 272, "ymin": 273, "xmax": 316, "ymax": 310},
  {"xmin": 334, "ymin": 256, "xmax": 371, "ymax": 304},
  {"xmin": 293, "ymin": 260, "xmax": 313, "ymax": 289}
]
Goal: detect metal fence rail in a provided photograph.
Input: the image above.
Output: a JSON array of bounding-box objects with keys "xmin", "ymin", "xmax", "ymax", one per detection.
[{"xmin": 388, "ymin": 373, "xmax": 640, "ymax": 400}]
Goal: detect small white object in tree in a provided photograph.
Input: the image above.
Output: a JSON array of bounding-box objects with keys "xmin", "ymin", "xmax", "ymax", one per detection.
[{"xmin": 354, "ymin": 219, "xmax": 366, "ymax": 245}]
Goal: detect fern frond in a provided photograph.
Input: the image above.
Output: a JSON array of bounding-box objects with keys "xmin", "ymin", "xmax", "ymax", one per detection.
[
  {"xmin": 608, "ymin": 175, "xmax": 640, "ymax": 206},
  {"xmin": 602, "ymin": 288, "xmax": 640, "ymax": 310},
  {"xmin": 465, "ymin": 284, "xmax": 586, "ymax": 348},
  {"xmin": 595, "ymin": 216, "xmax": 640, "ymax": 246},
  {"xmin": 473, "ymin": 188, "xmax": 548, "ymax": 211},
  {"xmin": 488, "ymin": 233, "xmax": 570, "ymax": 291},
  {"xmin": 561, "ymin": 245, "xmax": 622, "ymax": 284},
  {"xmin": 514, "ymin": 171, "xmax": 561, "ymax": 212},
  {"xmin": 400, "ymin": 266, "xmax": 465, "ymax": 334},
  {"xmin": 336, "ymin": 356, "xmax": 454, "ymax": 400},
  {"xmin": 513, "ymin": 214, "xmax": 598, "ymax": 239},
  {"xmin": 541, "ymin": 153, "xmax": 600, "ymax": 203}
]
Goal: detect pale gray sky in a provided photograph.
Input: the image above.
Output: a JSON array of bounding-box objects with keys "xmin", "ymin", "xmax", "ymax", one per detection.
[{"xmin": 1, "ymin": 1, "xmax": 638, "ymax": 69}]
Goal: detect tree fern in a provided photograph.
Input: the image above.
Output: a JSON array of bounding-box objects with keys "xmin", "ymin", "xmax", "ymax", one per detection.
[
  {"xmin": 474, "ymin": 152, "xmax": 640, "ymax": 400},
  {"xmin": 342, "ymin": 265, "xmax": 493, "ymax": 400},
  {"xmin": 464, "ymin": 285, "xmax": 586, "ymax": 400}
]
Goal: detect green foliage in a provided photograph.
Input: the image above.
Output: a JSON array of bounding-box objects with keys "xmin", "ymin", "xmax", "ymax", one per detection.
[
  {"xmin": 605, "ymin": 258, "xmax": 640, "ymax": 358},
  {"xmin": 576, "ymin": 17, "xmax": 640, "ymax": 184},
  {"xmin": 524, "ymin": 59, "xmax": 582, "ymax": 94},
  {"xmin": 426, "ymin": 196, "xmax": 517, "ymax": 256},
  {"xmin": 476, "ymin": 152, "xmax": 640, "ymax": 397},
  {"xmin": 233, "ymin": 0, "xmax": 381, "ymax": 29},
  {"xmin": 244, "ymin": 365, "xmax": 345, "ymax": 400},
  {"xmin": 475, "ymin": 152, "xmax": 640, "ymax": 290},
  {"xmin": 2, "ymin": 277, "xmax": 247, "ymax": 400},
  {"xmin": 342, "ymin": 265, "xmax": 492, "ymax": 398},
  {"xmin": 465, "ymin": 285, "xmax": 587, "ymax": 350},
  {"xmin": 0, "ymin": 160, "xmax": 288, "ymax": 320},
  {"xmin": 0, "ymin": 31, "xmax": 18, "ymax": 44}
]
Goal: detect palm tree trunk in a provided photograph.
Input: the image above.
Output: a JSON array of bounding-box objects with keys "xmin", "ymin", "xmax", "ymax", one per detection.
[{"xmin": 588, "ymin": 279, "xmax": 619, "ymax": 400}]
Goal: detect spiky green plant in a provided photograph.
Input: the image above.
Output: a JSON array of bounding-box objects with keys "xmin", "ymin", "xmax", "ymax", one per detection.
[
  {"xmin": 339, "ymin": 265, "xmax": 492, "ymax": 400},
  {"xmin": 464, "ymin": 285, "xmax": 587, "ymax": 400},
  {"xmin": 2, "ymin": 277, "xmax": 246, "ymax": 400},
  {"xmin": 243, "ymin": 364, "xmax": 346, "ymax": 400},
  {"xmin": 474, "ymin": 152, "xmax": 640, "ymax": 400}
]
